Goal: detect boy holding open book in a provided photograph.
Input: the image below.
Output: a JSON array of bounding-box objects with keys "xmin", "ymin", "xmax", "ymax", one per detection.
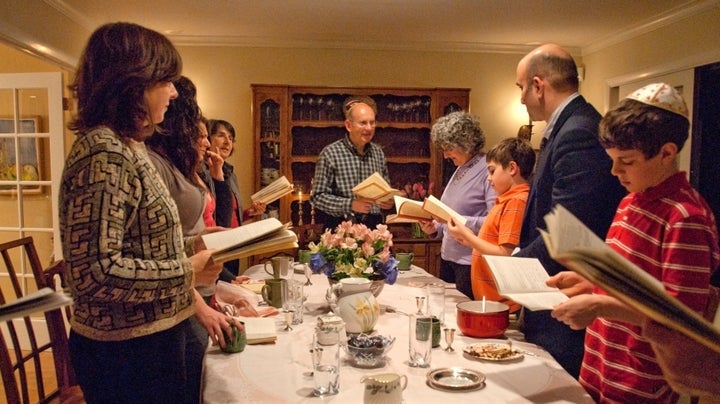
[
  {"xmin": 447, "ymin": 137, "xmax": 536, "ymax": 312},
  {"xmin": 549, "ymin": 83, "xmax": 719, "ymax": 402}
]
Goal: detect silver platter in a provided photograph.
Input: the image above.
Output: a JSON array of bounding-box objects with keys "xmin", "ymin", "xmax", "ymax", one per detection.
[{"xmin": 426, "ymin": 367, "xmax": 486, "ymax": 392}]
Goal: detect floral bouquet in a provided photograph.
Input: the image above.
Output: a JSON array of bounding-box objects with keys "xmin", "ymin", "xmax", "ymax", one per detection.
[{"xmin": 308, "ymin": 221, "xmax": 399, "ymax": 285}]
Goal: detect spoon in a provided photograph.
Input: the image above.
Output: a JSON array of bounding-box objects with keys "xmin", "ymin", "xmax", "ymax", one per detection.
[
  {"xmin": 304, "ymin": 264, "xmax": 313, "ymax": 286},
  {"xmin": 384, "ymin": 305, "xmax": 408, "ymax": 316}
]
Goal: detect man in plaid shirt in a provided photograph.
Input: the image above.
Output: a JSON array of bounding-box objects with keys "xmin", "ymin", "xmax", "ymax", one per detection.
[{"xmin": 311, "ymin": 96, "xmax": 394, "ymax": 230}]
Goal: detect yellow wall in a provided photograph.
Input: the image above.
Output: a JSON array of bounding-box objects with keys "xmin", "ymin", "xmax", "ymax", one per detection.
[
  {"xmin": 1, "ymin": 4, "xmax": 718, "ymax": 215},
  {"xmin": 581, "ymin": 6, "xmax": 720, "ymax": 113},
  {"xmin": 180, "ymin": 46, "xmax": 531, "ymax": 207}
]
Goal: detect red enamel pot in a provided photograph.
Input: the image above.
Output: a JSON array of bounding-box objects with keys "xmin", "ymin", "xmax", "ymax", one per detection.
[{"xmin": 456, "ymin": 300, "xmax": 510, "ymax": 338}]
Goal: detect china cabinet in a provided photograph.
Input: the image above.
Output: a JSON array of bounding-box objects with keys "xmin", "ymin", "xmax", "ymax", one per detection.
[{"xmin": 251, "ymin": 84, "xmax": 469, "ymax": 266}]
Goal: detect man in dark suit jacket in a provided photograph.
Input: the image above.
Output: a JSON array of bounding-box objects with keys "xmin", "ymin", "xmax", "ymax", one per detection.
[{"xmin": 513, "ymin": 44, "xmax": 626, "ymax": 378}]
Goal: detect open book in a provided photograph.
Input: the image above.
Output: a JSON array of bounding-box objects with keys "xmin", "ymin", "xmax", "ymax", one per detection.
[
  {"xmin": 202, "ymin": 218, "xmax": 298, "ymax": 264},
  {"xmin": 481, "ymin": 255, "xmax": 568, "ymax": 311},
  {"xmin": 352, "ymin": 172, "xmax": 402, "ymax": 204},
  {"xmin": 0, "ymin": 287, "xmax": 73, "ymax": 322},
  {"xmin": 386, "ymin": 195, "xmax": 433, "ymax": 223},
  {"xmin": 422, "ymin": 195, "xmax": 467, "ymax": 225},
  {"xmin": 541, "ymin": 204, "xmax": 720, "ymax": 352},
  {"xmin": 251, "ymin": 175, "xmax": 293, "ymax": 205}
]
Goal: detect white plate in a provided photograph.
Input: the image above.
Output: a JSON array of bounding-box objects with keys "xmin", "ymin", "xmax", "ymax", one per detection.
[
  {"xmin": 426, "ymin": 367, "xmax": 486, "ymax": 391},
  {"xmin": 463, "ymin": 343, "xmax": 524, "ymax": 362}
]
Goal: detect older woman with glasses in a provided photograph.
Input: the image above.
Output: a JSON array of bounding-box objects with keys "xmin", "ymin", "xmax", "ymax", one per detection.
[
  {"xmin": 311, "ymin": 95, "xmax": 394, "ymax": 230},
  {"xmin": 418, "ymin": 111, "xmax": 496, "ymax": 299}
]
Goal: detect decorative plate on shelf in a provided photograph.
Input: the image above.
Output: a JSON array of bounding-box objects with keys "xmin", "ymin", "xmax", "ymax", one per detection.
[
  {"xmin": 463, "ymin": 343, "xmax": 524, "ymax": 362},
  {"xmin": 426, "ymin": 367, "xmax": 486, "ymax": 392}
]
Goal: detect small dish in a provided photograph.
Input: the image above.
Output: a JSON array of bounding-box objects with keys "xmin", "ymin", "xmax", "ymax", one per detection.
[
  {"xmin": 344, "ymin": 334, "xmax": 395, "ymax": 368},
  {"xmin": 426, "ymin": 367, "xmax": 486, "ymax": 391},
  {"xmin": 463, "ymin": 342, "xmax": 524, "ymax": 362}
]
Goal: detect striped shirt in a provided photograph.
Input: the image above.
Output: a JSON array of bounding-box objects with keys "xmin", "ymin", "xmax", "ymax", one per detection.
[
  {"xmin": 310, "ymin": 135, "xmax": 389, "ymax": 218},
  {"xmin": 580, "ymin": 172, "xmax": 720, "ymax": 403}
]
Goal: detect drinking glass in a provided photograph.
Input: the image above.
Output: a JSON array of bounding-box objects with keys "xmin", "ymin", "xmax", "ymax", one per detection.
[
  {"xmin": 312, "ymin": 330, "xmax": 340, "ymax": 396},
  {"xmin": 283, "ymin": 279, "xmax": 304, "ymax": 325},
  {"xmin": 426, "ymin": 282, "xmax": 445, "ymax": 324},
  {"xmin": 408, "ymin": 314, "xmax": 432, "ymax": 368}
]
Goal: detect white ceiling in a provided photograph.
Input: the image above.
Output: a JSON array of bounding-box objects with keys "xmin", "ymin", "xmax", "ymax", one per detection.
[{"xmin": 46, "ymin": 0, "xmax": 712, "ymax": 54}]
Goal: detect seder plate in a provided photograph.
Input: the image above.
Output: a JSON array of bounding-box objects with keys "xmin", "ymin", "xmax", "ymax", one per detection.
[
  {"xmin": 426, "ymin": 367, "xmax": 486, "ymax": 392},
  {"xmin": 463, "ymin": 343, "xmax": 524, "ymax": 362}
]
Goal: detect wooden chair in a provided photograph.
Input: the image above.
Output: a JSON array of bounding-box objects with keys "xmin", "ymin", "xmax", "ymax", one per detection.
[{"xmin": 0, "ymin": 236, "xmax": 83, "ymax": 404}]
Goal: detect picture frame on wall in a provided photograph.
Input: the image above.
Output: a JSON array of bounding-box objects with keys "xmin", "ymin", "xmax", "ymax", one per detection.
[{"xmin": 0, "ymin": 117, "xmax": 43, "ymax": 194}]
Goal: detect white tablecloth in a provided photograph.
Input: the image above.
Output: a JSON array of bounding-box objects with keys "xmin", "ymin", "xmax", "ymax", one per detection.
[{"xmin": 203, "ymin": 265, "xmax": 593, "ymax": 403}]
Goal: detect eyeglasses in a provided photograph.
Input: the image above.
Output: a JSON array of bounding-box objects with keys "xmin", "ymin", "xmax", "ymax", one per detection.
[
  {"xmin": 211, "ymin": 133, "xmax": 235, "ymax": 142},
  {"xmin": 350, "ymin": 120, "xmax": 377, "ymax": 128}
]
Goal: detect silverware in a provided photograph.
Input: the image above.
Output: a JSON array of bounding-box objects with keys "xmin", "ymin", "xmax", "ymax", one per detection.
[
  {"xmin": 506, "ymin": 339, "xmax": 537, "ymax": 357},
  {"xmin": 304, "ymin": 265, "xmax": 313, "ymax": 286},
  {"xmin": 384, "ymin": 305, "xmax": 408, "ymax": 316}
]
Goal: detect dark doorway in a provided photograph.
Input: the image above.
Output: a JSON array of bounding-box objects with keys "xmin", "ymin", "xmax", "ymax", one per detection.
[{"xmin": 691, "ymin": 62, "xmax": 720, "ymax": 233}]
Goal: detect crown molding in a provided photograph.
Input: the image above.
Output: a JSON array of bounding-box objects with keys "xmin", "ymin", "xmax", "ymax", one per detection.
[{"xmin": 582, "ymin": 0, "xmax": 719, "ymax": 55}]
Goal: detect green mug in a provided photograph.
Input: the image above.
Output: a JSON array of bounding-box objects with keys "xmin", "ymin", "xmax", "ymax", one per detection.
[
  {"xmin": 261, "ymin": 278, "xmax": 287, "ymax": 308},
  {"xmin": 396, "ymin": 252, "xmax": 414, "ymax": 270},
  {"xmin": 431, "ymin": 316, "xmax": 441, "ymax": 348}
]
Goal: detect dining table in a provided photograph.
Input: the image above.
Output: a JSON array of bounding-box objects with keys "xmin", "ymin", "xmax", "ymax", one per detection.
[{"xmin": 202, "ymin": 264, "xmax": 593, "ymax": 403}]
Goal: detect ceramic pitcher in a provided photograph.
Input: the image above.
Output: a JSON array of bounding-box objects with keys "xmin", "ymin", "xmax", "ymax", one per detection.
[
  {"xmin": 360, "ymin": 373, "xmax": 408, "ymax": 404},
  {"xmin": 326, "ymin": 278, "xmax": 379, "ymax": 334}
]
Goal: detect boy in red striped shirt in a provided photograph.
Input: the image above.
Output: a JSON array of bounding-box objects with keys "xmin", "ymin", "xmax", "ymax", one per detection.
[{"xmin": 549, "ymin": 83, "xmax": 719, "ymax": 403}]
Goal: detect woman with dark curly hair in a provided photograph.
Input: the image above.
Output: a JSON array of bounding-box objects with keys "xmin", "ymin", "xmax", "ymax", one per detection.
[{"xmin": 146, "ymin": 76, "xmax": 246, "ymax": 404}]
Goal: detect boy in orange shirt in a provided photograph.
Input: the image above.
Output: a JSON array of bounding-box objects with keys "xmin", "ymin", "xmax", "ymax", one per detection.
[{"xmin": 447, "ymin": 137, "xmax": 535, "ymax": 311}]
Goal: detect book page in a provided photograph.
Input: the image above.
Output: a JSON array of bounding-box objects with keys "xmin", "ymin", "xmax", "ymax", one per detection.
[
  {"xmin": 352, "ymin": 172, "xmax": 401, "ymax": 202},
  {"xmin": 211, "ymin": 229, "xmax": 298, "ymax": 263},
  {"xmin": 481, "ymin": 255, "xmax": 568, "ymax": 310},
  {"xmin": 422, "ymin": 195, "xmax": 467, "ymax": 225},
  {"xmin": 385, "ymin": 214, "xmax": 418, "ymax": 224},
  {"xmin": 234, "ymin": 316, "xmax": 278, "ymax": 344},
  {"xmin": 251, "ymin": 175, "xmax": 293, "ymax": 205},
  {"xmin": 543, "ymin": 203, "xmax": 720, "ymax": 352},
  {"xmin": 543, "ymin": 204, "xmax": 608, "ymax": 256},
  {"xmin": 393, "ymin": 195, "xmax": 432, "ymax": 221},
  {"xmin": 0, "ymin": 287, "xmax": 73, "ymax": 322},
  {"xmin": 202, "ymin": 218, "xmax": 284, "ymax": 252}
]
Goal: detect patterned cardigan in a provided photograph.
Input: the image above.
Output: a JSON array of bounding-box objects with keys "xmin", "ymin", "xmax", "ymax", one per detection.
[{"xmin": 59, "ymin": 127, "xmax": 195, "ymax": 341}]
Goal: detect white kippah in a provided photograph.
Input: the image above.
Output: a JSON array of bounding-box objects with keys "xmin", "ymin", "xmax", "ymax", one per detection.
[{"xmin": 626, "ymin": 82, "xmax": 688, "ymax": 119}]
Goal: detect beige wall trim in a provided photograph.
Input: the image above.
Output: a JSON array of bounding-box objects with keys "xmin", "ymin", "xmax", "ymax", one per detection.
[{"xmin": 583, "ymin": 0, "xmax": 720, "ymax": 56}]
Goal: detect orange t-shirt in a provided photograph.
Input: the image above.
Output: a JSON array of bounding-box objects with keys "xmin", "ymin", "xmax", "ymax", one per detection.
[{"xmin": 470, "ymin": 183, "xmax": 529, "ymax": 312}]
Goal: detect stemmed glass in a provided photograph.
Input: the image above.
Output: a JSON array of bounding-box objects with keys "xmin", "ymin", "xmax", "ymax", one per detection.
[
  {"xmin": 415, "ymin": 296, "xmax": 426, "ymax": 315},
  {"xmin": 444, "ymin": 328, "xmax": 455, "ymax": 352}
]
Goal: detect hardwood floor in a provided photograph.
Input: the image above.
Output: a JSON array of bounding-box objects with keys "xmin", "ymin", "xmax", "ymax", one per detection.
[{"xmin": 0, "ymin": 350, "xmax": 58, "ymax": 403}]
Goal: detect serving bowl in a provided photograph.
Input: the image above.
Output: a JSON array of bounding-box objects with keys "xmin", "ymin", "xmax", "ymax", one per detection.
[
  {"xmin": 344, "ymin": 334, "xmax": 395, "ymax": 368},
  {"xmin": 456, "ymin": 300, "xmax": 509, "ymax": 338}
]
